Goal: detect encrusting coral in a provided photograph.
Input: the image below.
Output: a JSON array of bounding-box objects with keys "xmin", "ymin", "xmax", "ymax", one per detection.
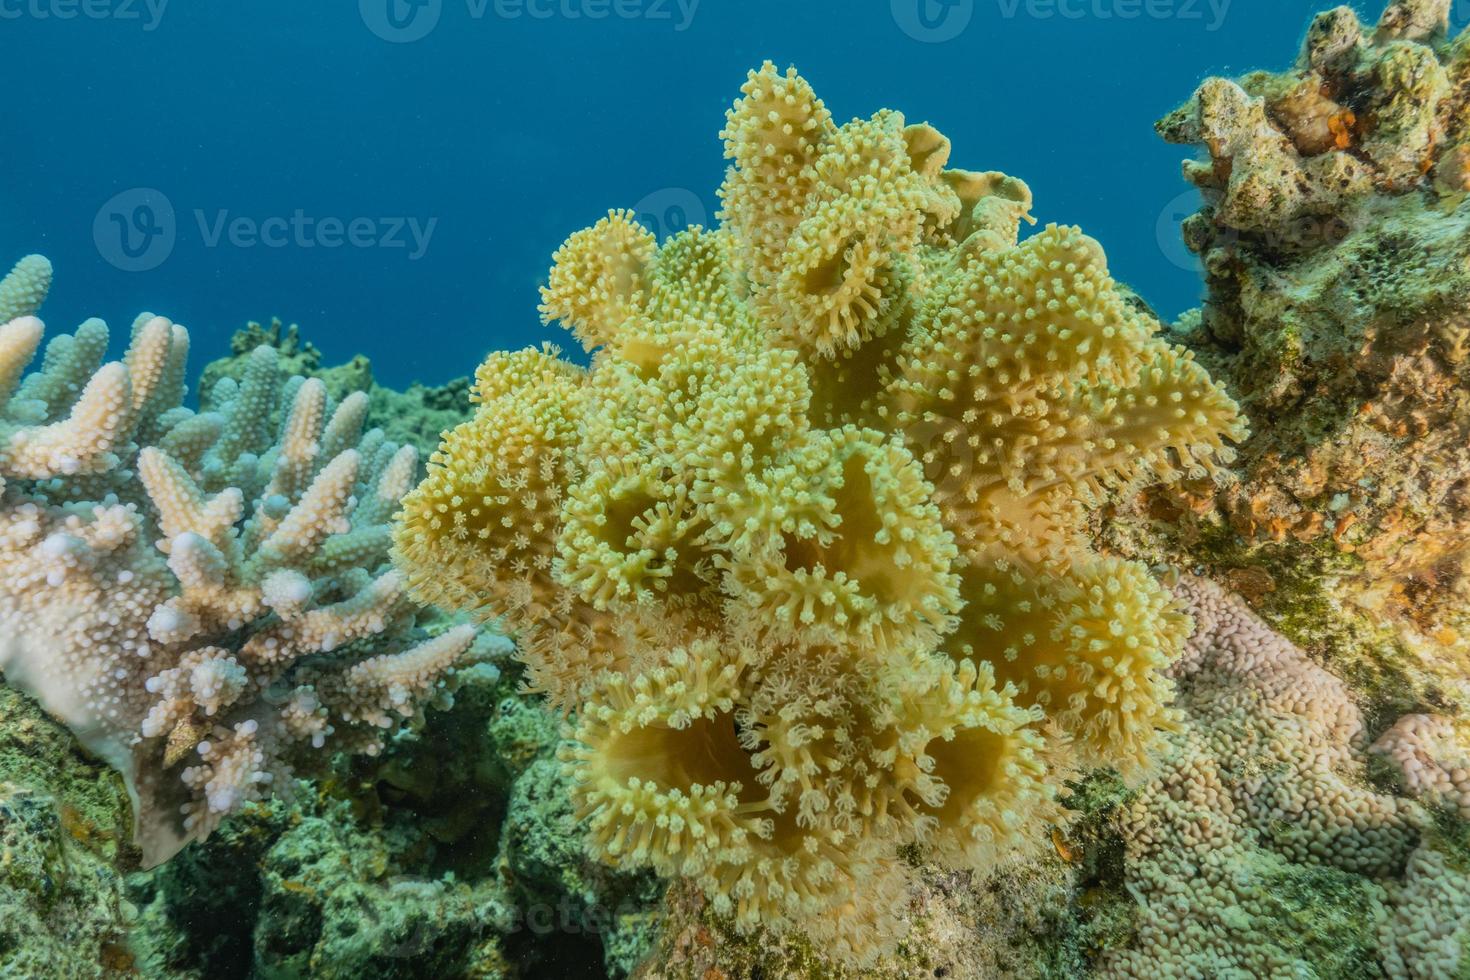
[
  {"xmin": 0, "ymin": 289, "xmax": 497, "ymax": 867},
  {"xmin": 393, "ymin": 62, "xmax": 1245, "ymax": 963},
  {"xmin": 1372, "ymin": 713, "xmax": 1470, "ymax": 818},
  {"xmin": 1100, "ymin": 574, "xmax": 1465, "ymax": 978}
]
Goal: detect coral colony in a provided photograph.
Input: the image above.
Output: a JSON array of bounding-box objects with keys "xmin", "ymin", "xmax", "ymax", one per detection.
[
  {"xmin": 1159, "ymin": 0, "xmax": 1470, "ymax": 705},
  {"xmin": 393, "ymin": 61, "xmax": 1246, "ymax": 964},
  {"xmin": 0, "ymin": 255, "xmax": 491, "ymax": 866},
  {"xmin": 2, "ymin": 1, "xmax": 1470, "ymax": 976}
]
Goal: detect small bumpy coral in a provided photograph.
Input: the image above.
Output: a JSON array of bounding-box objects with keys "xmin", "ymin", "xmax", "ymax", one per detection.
[
  {"xmin": 0, "ymin": 299, "xmax": 490, "ymax": 866},
  {"xmin": 394, "ymin": 63, "xmax": 1244, "ymax": 962},
  {"xmin": 1103, "ymin": 575, "xmax": 1445, "ymax": 977},
  {"xmin": 1372, "ymin": 713, "xmax": 1470, "ymax": 818}
]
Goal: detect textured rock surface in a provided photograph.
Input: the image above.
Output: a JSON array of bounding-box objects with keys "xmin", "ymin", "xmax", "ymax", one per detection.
[
  {"xmin": 0, "ymin": 686, "xmax": 136, "ymax": 979},
  {"xmin": 1150, "ymin": 0, "xmax": 1470, "ymax": 723}
]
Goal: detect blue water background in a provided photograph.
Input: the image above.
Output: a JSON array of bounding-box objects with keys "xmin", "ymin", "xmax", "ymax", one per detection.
[{"xmin": 0, "ymin": 1, "xmax": 1411, "ymax": 390}]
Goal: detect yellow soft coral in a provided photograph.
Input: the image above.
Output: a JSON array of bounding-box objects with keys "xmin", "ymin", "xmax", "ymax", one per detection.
[
  {"xmin": 393, "ymin": 61, "xmax": 1245, "ymax": 966},
  {"xmin": 564, "ymin": 639, "xmax": 762, "ymax": 871},
  {"xmin": 538, "ymin": 210, "xmax": 656, "ymax": 352},
  {"xmin": 394, "ymin": 351, "xmax": 623, "ymax": 700},
  {"xmin": 944, "ymin": 556, "xmax": 1190, "ymax": 776},
  {"xmin": 891, "ymin": 657, "xmax": 1058, "ymax": 870},
  {"xmin": 556, "ymin": 454, "xmax": 716, "ymax": 618},
  {"xmin": 718, "ymin": 63, "xmax": 833, "ymax": 291},
  {"xmin": 719, "ymin": 425, "xmax": 961, "ymax": 656}
]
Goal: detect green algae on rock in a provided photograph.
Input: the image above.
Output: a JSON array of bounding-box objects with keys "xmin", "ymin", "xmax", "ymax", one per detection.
[
  {"xmin": 0, "ymin": 784, "xmax": 137, "ymax": 979},
  {"xmin": 0, "ymin": 686, "xmax": 136, "ymax": 979}
]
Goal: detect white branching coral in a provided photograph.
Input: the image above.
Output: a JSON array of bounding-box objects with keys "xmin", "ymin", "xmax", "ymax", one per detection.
[
  {"xmin": 0, "ymin": 255, "xmax": 51, "ymax": 325},
  {"xmin": 0, "ymin": 301, "xmax": 491, "ymax": 866}
]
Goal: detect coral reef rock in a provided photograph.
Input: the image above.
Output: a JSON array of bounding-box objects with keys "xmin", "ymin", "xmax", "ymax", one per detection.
[
  {"xmin": 393, "ymin": 62, "xmax": 1245, "ymax": 967},
  {"xmin": 129, "ymin": 648, "xmax": 662, "ymax": 980},
  {"xmin": 1156, "ymin": 0, "xmax": 1470, "ymax": 712},
  {"xmin": 0, "ymin": 782, "xmax": 137, "ymax": 978},
  {"xmin": 0, "ymin": 682, "xmax": 137, "ymax": 979}
]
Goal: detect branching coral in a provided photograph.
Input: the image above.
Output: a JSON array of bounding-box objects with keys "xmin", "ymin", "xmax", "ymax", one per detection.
[
  {"xmin": 0, "ymin": 298, "xmax": 494, "ymax": 866},
  {"xmin": 393, "ymin": 63, "xmax": 1244, "ymax": 963},
  {"xmin": 195, "ymin": 316, "xmax": 474, "ymax": 456},
  {"xmin": 0, "ymin": 255, "xmax": 51, "ymax": 325}
]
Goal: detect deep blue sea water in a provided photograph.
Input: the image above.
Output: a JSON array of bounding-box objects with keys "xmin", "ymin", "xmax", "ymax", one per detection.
[{"xmin": 0, "ymin": 1, "xmax": 1421, "ymax": 389}]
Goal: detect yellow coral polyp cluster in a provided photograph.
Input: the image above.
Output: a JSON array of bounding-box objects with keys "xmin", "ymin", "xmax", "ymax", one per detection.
[
  {"xmin": 945, "ymin": 556, "xmax": 1191, "ymax": 775},
  {"xmin": 393, "ymin": 61, "xmax": 1245, "ymax": 962},
  {"xmin": 719, "ymin": 425, "xmax": 960, "ymax": 656}
]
